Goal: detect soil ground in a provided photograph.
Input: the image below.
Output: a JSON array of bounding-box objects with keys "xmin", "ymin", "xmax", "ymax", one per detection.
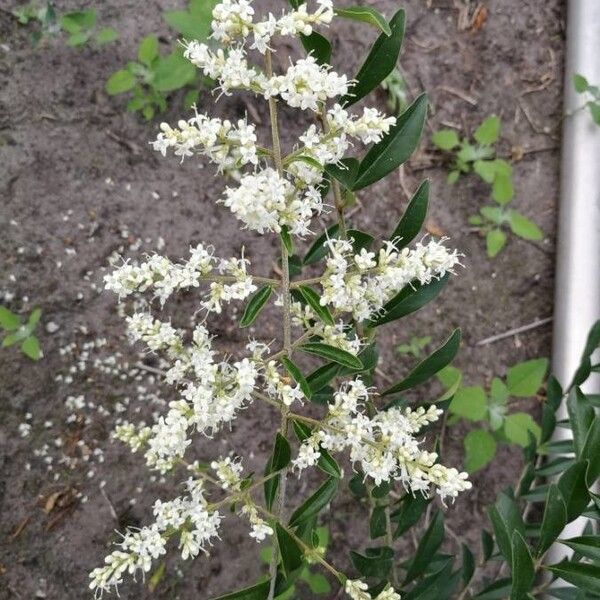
[{"xmin": 1, "ymin": 1, "xmax": 564, "ymax": 599}]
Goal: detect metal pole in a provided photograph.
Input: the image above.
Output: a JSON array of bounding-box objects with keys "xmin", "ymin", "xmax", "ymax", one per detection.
[{"xmin": 548, "ymin": 0, "xmax": 600, "ymax": 566}]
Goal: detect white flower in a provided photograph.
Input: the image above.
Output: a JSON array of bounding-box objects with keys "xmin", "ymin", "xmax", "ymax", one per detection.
[
  {"xmin": 319, "ymin": 237, "xmax": 460, "ymax": 321},
  {"xmin": 211, "ymin": 0, "xmax": 255, "ymax": 44},
  {"xmin": 241, "ymin": 504, "xmax": 274, "ymax": 541},
  {"xmin": 152, "ymin": 111, "xmax": 258, "ymax": 171},
  {"xmin": 211, "ymin": 456, "xmax": 244, "ymax": 490},
  {"xmin": 345, "ymin": 579, "xmax": 371, "ymax": 600},
  {"xmin": 222, "ymin": 168, "xmax": 323, "ymax": 236}
]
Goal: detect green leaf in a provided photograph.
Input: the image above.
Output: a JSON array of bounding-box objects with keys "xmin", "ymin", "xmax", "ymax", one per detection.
[
  {"xmin": 566, "ymin": 387, "xmax": 594, "ymax": 457},
  {"xmin": 138, "ymin": 35, "xmax": 159, "ymax": 66},
  {"xmin": 353, "ymin": 93, "xmax": 428, "ymax": 190},
  {"xmin": 589, "ymin": 102, "xmax": 600, "ymax": 125},
  {"xmin": 510, "ymin": 531, "xmax": 534, "ymax": 600},
  {"xmin": 450, "ymin": 386, "xmax": 487, "ymax": 421},
  {"xmin": 60, "ymin": 10, "xmax": 96, "ymax": 33},
  {"xmin": 559, "ymin": 535, "xmax": 600, "ymax": 562},
  {"xmin": 462, "ymin": 543, "xmax": 476, "ymax": 586},
  {"xmin": 404, "ymin": 511, "xmax": 444, "ymax": 582},
  {"xmin": 67, "ymin": 32, "xmax": 90, "ymax": 47},
  {"xmin": 432, "ymin": 130, "xmax": 460, "ymax": 151},
  {"xmin": 264, "ymin": 433, "xmax": 292, "ymax": 511},
  {"xmin": 106, "ymin": 69, "xmax": 136, "ymax": 95},
  {"xmin": 481, "ymin": 529, "xmax": 495, "ymax": 562},
  {"xmin": 573, "ymin": 74, "xmax": 589, "ymax": 93},
  {"xmin": 545, "ymin": 562, "xmax": 600, "ymax": 594},
  {"xmin": 289, "ymin": 477, "xmax": 337, "ymax": 528},
  {"xmin": 369, "ymin": 505, "xmax": 387, "ymax": 539},
  {"xmin": 571, "ymin": 320, "xmax": 600, "ymax": 387},
  {"xmin": 389, "ymin": 180, "xmax": 430, "ymax": 248},
  {"xmin": 299, "ymin": 343, "xmax": 362, "ymax": 370},
  {"xmin": 350, "ymin": 546, "xmax": 394, "ymax": 579},
  {"xmin": 503, "ymin": 412, "xmax": 541, "ymax": 447},
  {"xmin": 95, "ymin": 27, "xmax": 119, "ymax": 45},
  {"xmin": 210, "ymin": 580, "xmax": 271, "ymax": 600},
  {"xmin": 536, "ymin": 485, "xmax": 567, "ymax": 556},
  {"xmin": 303, "ymin": 224, "xmax": 339, "ymax": 265},
  {"xmin": 492, "ymin": 174, "xmax": 514, "ymax": 205},
  {"xmin": 300, "ymin": 31, "xmax": 332, "ymax": 65},
  {"xmin": 506, "ymin": 358, "xmax": 548, "ymax": 397},
  {"xmin": 21, "ymin": 336, "xmax": 41, "ymax": 361},
  {"xmin": 447, "ymin": 170, "xmax": 460, "ymax": 184},
  {"xmin": 324, "ymin": 158, "xmax": 359, "ymax": 190},
  {"xmin": 581, "ymin": 418, "xmax": 600, "ymax": 483},
  {"xmin": 382, "ymin": 329, "xmax": 461, "ymax": 396},
  {"xmin": 276, "ymin": 524, "xmax": 303, "ymax": 577},
  {"xmin": 164, "ymin": 0, "xmax": 216, "ymax": 40},
  {"xmin": 487, "ymin": 492, "xmax": 525, "ymax": 564},
  {"xmin": 464, "ymin": 429, "xmax": 497, "ymax": 472},
  {"xmin": 557, "ymin": 461, "xmax": 590, "ymax": 521},
  {"xmin": 280, "ymin": 226, "xmax": 294, "ymax": 255},
  {"xmin": 281, "ymin": 357, "xmax": 312, "ymax": 400},
  {"xmin": 474, "ymin": 115, "xmax": 501, "ymax": 146},
  {"xmin": 334, "ymin": 7, "xmax": 391, "ymax": 35},
  {"xmin": 342, "ymin": 9, "xmax": 405, "ymax": 107},
  {"xmin": 306, "ymin": 363, "xmax": 339, "ymax": 393},
  {"xmin": 481, "ymin": 206, "xmax": 504, "ymax": 225},
  {"xmin": 486, "ymin": 228, "xmax": 507, "ymax": 258},
  {"xmin": 436, "ymin": 365, "xmax": 463, "ymax": 401},
  {"xmin": 0, "ymin": 307, "xmax": 21, "ymax": 331},
  {"xmin": 507, "ymin": 211, "xmax": 543, "ymax": 241},
  {"xmin": 304, "ymin": 572, "xmax": 330, "ymax": 594},
  {"xmin": 403, "ymin": 560, "xmax": 460, "ymax": 600},
  {"xmin": 297, "ymin": 286, "xmax": 334, "ymax": 326},
  {"xmin": 240, "ymin": 286, "xmax": 273, "ymax": 328},
  {"xmin": 391, "ymin": 493, "xmax": 430, "ymax": 539},
  {"xmin": 473, "ymin": 160, "xmax": 497, "ymax": 183},
  {"xmin": 153, "ymin": 51, "xmax": 196, "ymax": 92}
]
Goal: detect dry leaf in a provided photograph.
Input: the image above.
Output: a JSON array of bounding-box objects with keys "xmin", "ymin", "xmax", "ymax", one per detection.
[
  {"xmin": 425, "ymin": 220, "xmax": 447, "ymax": 237},
  {"xmin": 470, "ymin": 4, "xmax": 488, "ymax": 31}
]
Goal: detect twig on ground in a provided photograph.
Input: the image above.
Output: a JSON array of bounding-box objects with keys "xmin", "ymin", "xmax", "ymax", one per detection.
[
  {"xmin": 438, "ymin": 85, "xmax": 478, "ymax": 106},
  {"xmin": 475, "ymin": 317, "xmax": 553, "ymax": 346}
]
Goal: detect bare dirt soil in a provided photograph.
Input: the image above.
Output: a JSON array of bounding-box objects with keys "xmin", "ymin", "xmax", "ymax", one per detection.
[{"xmin": 1, "ymin": 1, "xmax": 564, "ymax": 598}]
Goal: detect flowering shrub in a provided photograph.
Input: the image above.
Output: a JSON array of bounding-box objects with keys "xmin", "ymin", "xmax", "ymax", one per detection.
[{"xmin": 88, "ymin": 2, "xmax": 600, "ymax": 599}]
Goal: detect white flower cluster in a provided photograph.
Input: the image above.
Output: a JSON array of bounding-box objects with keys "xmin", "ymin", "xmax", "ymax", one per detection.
[
  {"xmin": 222, "ymin": 168, "xmax": 323, "ymax": 236},
  {"xmin": 152, "ymin": 112, "xmax": 258, "ymax": 170},
  {"xmin": 288, "ymin": 104, "xmax": 396, "ymax": 186},
  {"xmin": 104, "ymin": 243, "xmax": 256, "ymax": 311},
  {"xmin": 90, "ymin": 479, "xmax": 221, "ymax": 596},
  {"xmin": 210, "ymin": 0, "xmax": 334, "ymax": 52},
  {"xmin": 293, "ymin": 379, "xmax": 472, "ymax": 501},
  {"xmin": 320, "ymin": 237, "xmax": 461, "ymax": 321},
  {"xmin": 346, "ymin": 580, "xmax": 401, "ymax": 600},
  {"xmin": 113, "ymin": 314, "xmax": 258, "ymax": 472}
]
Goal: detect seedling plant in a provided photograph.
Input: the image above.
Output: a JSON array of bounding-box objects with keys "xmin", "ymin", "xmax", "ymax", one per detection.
[
  {"xmin": 438, "ymin": 358, "xmax": 549, "ymax": 473},
  {"xmin": 433, "ymin": 116, "xmax": 543, "ymax": 258}
]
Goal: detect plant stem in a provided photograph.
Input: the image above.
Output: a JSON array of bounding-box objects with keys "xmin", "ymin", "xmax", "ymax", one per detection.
[
  {"xmin": 319, "ymin": 111, "xmax": 348, "ymax": 239},
  {"xmin": 385, "ymin": 505, "xmax": 400, "ymax": 588},
  {"xmin": 265, "ymin": 48, "xmax": 292, "ymax": 600}
]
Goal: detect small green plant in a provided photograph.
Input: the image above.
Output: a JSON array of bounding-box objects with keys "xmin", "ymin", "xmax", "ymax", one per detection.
[
  {"xmin": 468, "ymin": 199, "xmax": 543, "ymax": 258},
  {"xmin": 106, "ymin": 35, "xmax": 198, "ymax": 120},
  {"xmin": 432, "ymin": 115, "xmax": 509, "ymax": 188},
  {"xmin": 395, "ymin": 335, "xmax": 431, "ymax": 358},
  {"xmin": 12, "ymin": 3, "xmax": 117, "ymax": 48},
  {"xmin": 433, "ymin": 116, "xmax": 542, "ymax": 257},
  {"xmin": 260, "ymin": 527, "xmax": 332, "ymax": 598},
  {"xmin": 59, "ymin": 10, "xmax": 118, "ymax": 47},
  {"xmin": 381, "ymin": 68, "xmax": 409, "ymax": 115},
  {"xmin": 105, "ymin": 0, "xmax": 217, "ymax": 120},
  {"xmin": 0, "ymin": 306, "xmax": 42, "ymax": 360},
  {"xmin": 573, "ymin": 73, "xmax": 600, "ymax": 125},
  {"xmin": 438, "ymin": 358, "xmax": 549, "ymax": 473}
]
